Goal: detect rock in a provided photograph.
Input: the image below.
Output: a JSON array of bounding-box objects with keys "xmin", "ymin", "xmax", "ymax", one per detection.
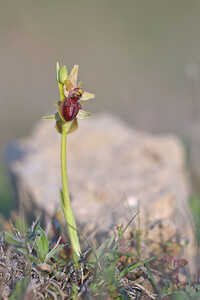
[{"xmin": 5, "ymin": 114, "xmax": 195, "ymax": 270}]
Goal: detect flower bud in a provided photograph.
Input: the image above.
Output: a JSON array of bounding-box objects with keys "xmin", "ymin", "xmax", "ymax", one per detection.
[{"xmin": 59, "ymin": 66, "xmax": 68, "ymax": 84}]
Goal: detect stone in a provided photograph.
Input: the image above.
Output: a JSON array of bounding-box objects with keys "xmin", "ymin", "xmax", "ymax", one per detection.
[{"xmin": 5, "ymin": 114, "xmax": 196, "ymax": 270}]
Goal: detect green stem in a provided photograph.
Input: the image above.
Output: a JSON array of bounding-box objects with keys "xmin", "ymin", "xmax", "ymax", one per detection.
[
  {"xmin": 61, "ymin": 121, "xmax": 81, "ymax": 262},
  {"xmin": 137, "ymin": 200, "xmax": 141, "ymax": 259}
]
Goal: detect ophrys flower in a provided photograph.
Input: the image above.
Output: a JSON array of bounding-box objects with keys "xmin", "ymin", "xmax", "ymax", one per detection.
[{"xmin": 43, "ymin": 63, "xmax": 95, "ymax": 134}]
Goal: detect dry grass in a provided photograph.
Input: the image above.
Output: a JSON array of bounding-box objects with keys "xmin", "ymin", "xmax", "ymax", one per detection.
[{"xmin": 0, "ymin": 236, "xmax": 95, "ymax": 300}]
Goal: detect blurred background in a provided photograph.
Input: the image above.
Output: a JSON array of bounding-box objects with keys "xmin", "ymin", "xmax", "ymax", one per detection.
[{"xmin": 0, "ymin": 0, "xmax": 200, "ymax": 222}]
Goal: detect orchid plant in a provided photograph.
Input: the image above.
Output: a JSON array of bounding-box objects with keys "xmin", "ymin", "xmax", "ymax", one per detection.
[{"xmin": 43, "ymin": 63, "xmax": 95, "ymax": 262}]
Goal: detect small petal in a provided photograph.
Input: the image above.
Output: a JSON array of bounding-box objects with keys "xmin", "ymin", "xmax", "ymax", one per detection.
[
  {"xmin": 78, "ymin": 81, "xmax": 82, "ymax": 88},
  {"xmin": 64, "ymin": 78, "xmax": 74, "ymax": 91},
  {"xmin": 54, "ymin": 101, "xmax": 61, "ymax": 107},
  {"xmin": 77, "ymin": 109, "xmax": 91, "ymax": 119},
  {"xmin": 69, "ymin": 65, "xmax": 79, "ymax": 87},
  {"xmin": 63, "ymin": 85, "xmax": 69, "ymax": 97},
  {"xmin": 80, "ymin": 92, "xmax": 95, "ymax": 101}
]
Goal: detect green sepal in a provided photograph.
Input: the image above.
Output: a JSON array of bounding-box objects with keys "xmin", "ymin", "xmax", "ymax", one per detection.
[
  {"xmin": 42, "ymin": 112, "xmax": 60, "ymax": 121},
  {"xmin": 80, "ymin": 92, "xmax": 95, "ymax": 102},
  {"xmin": 56, "ymin": 62, "xmax": 60, "ymax": 86},
  {"xmin": 77, "ymin": 110, "xmax": 91, "ymax": 119},
  {"xmin": 42, "ymin": 114, "xmax": 55, "ymax": 121},
  {"xmin": 69, "ymin": 65, "xmax": 79, "ymax": 87},
  {"xmin": 55, "ymin": 118, "xmax": 78, "ymax": 134},
  {"xmin": 56, "ymin": 62, "xmax": 65, "ymax": 102},
  {"xmin": 55, "ymin": 119, "xmax": 62, "ymax": 134},
  {"xmin": 68, "ymin": 118, "xmax": 78, "ymax": 134},
  {"xmin": 59, "ymin": 65, "xmax": 68, "ymax": 84},
  {"xmin": 58, "ymin": 105, "xmax": 65, "ymax": 122}
]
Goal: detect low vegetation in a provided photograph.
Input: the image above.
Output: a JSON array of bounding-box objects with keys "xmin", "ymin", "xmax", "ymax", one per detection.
[{"xmin": 0, "ymin": 62, "xmax": 199, "ymax": 299}]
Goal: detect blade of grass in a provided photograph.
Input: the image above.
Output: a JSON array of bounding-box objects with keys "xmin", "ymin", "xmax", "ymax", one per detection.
[
  {"xmin": 119, "ymin": 253, "xmax": 166, "ymax": 277},
  {"xmin": 145, "ymin": 261, "xmax": 161, "ymax": 293},
  {"xmin": 107, "ymin": 211, "xmax": 139, "ymax": 263}
]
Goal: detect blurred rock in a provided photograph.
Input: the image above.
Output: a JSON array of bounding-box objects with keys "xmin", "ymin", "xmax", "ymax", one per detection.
[{"xmin": 5, "ymin": 114, "xmax": 195, "ymax": 269}]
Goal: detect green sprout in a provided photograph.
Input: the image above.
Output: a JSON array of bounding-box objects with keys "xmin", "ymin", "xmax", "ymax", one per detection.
[
  {"xmin": 43, "ymin": 63, "xmax": 95, "ymax": 262},
  {"xmin": 4, "ymin": 222, "xmax": 65, "ymax": 265}
]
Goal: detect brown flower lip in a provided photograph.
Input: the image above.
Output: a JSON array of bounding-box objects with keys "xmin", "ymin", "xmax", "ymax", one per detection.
[{"xmin": 59, "ymin": 91, "xmax": 83, "ymax": 122}]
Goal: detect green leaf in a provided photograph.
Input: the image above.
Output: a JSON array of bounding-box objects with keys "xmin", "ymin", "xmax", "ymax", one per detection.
[
  {"xmin": 171, "ymin": 291, "xmax": 190, "ymax": 300},
  {"xmin": 80, "ymin": 92, "xmax": 95, "ymax": 101},
  {"xmin": 28, "ymin": 253, "xmax": 39, "ymax": 264},
  {"xmin": 3, "ymin": 231, "xmax": 29, "ymax": 256},
  {"xmin": 3, "ymin": 231, "xmax": 24, "ymax": 246},
  {"xmin": 44, "ymin": 236, "xmax": 66, "ymax": 262},
  {"xmin": 90, "ymin": 234, "xmax": 115, "ymax": 263},
  {"xmin": 71, "ymin": 285, "xmax": 78, "ymax": 299},
  {"xmin": 45, "ymin": 243, "xmax": 65, "ymax": 263},
  {"xmin": 9, "ymin": 276, "xmax": 30, "ymax": 300},
  {"xmin": 35, "ymin": 225, "xmax": 49, "ymax": 263},
  {"xmin": 15, "ymin": 247, "xmax": 29, "ymax": 256},
  {"xmin": 77, "ymin": 110, "xmax": 91, "ymax": 119}
]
